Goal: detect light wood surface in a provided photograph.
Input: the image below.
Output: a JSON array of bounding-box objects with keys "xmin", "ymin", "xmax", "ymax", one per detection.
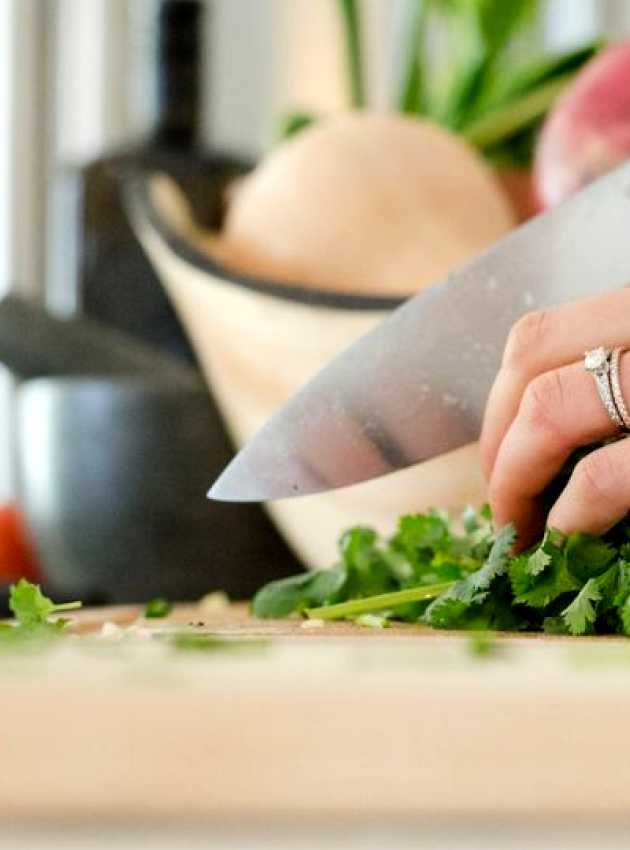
[{"xmin": 2, "ymin": 603, "xmax": 630, "ymax": 824}]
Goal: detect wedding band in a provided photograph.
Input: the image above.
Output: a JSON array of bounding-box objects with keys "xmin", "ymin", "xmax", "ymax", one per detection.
[
  {"xmin": 584, "ymin": 347, "xmax": 625, "ymax": 430},
  {"xmin": 610, "ymin": 347, "xmax": 630, "ymax": 430}
]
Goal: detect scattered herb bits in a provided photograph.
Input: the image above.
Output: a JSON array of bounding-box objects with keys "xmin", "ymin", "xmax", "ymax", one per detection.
[{"xmin": 144, "ymin": 597, "xmax": 172, "ymax": 619}]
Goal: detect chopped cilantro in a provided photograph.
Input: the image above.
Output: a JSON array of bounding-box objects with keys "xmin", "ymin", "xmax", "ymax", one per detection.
[
  {"xmin": 144, "ymin": 597, "xmax": 172, "ymax": 618},
  {"xmin": 0, "ymin": 580, "xmax": 82, "ymax": 648},
  {"xmin": 253, "ymin": 495, "xmax": 630, "ymax": 638},
  {"xmin": 9, "ymin": 579, "xmax": 81, "ymax": 626},
  {"xmin": 170, "ymin": 633, "xmax": 268, "ymax": 653}
]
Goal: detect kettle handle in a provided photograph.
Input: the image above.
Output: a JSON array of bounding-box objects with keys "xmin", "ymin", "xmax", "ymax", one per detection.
[{"xmin": 0, "ymin": 294, "xmax": 202, "ymax": 387}]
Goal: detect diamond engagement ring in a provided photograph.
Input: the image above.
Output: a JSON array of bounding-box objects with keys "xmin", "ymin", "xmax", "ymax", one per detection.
[
  {"xmin": 610, "ymin": 347, "xmax": 630, "ymax": 431},
  {"xmin": 584, "ymin": 347, "xmax": 625, "ymax": 430}
]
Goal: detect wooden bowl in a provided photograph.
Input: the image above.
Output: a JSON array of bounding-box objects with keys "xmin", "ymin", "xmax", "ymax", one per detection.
[{"xmin": 125, "ymin": 173, "xmax": 486, "ymax": 569}]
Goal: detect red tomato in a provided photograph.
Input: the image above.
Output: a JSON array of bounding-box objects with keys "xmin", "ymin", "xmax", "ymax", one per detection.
[{"xmin": 0, "ymin": 504, "xmax": 41, "ymax": 583}]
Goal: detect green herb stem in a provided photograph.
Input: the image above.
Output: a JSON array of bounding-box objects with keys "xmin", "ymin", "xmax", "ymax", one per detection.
[
  {"xmin": 337, "ymin": 0, "xmax": 365, "ymax": 108},
  {"xmin": 398, "ymin": 0, "xmax": 429, "ymax": 115},
  {"xmin": 462, "ymin": 73, "xmax": 571, "ymax": 150},
  {"xmin": 306, "ymin": 581, "xmax": 455, "ymax": 620},
  {"xmin": 51, "ymin": 602, "xmax": 82, "ymax": 613}
]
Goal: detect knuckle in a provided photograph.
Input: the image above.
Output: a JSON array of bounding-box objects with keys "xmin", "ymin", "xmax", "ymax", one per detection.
[
  {"xmin": 574, "ymin": 451, "xmax": 620, "ymax": 505},
  {"xmin": 520, "ymin": 371, "xmax": 567, "ymax": 441},
  {"xmin": 503, "ymin": 310, "xmax": 549, "ymax": 370}
]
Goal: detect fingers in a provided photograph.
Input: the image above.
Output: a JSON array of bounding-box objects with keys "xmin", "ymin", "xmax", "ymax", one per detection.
[
  {"xmin": 489, "ymin": 354, "xmax": 630, "ymax": 544},
  {"xmin": 480, "ymin": 288, "xmax": 630, "ymax": 480},
  {"xmin": 548, "ymin": 437, "xmax": 630, "ymax": 535}
]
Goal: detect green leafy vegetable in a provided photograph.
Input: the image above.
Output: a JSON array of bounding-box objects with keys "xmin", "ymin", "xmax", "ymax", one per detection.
[
  {"xmin": 9, "ymin": 579, "xmax": 81, "ymax": 627},
  {"xmin": 277, "ymin": 2, "xmax": 601, "ymax": 168},
  {"xmin": 252, "ymin": 568, "xmax": 346, "ymax": 618},
  {"xmin": 0, "ymin": 580, "xmax": 82, "ymax": 648},
  {"xmin": 144, "ymin": 597, "xmax": 172, "ymax": 619},
  {"xmin": 526, "ymin": 548, "xmax": 551, "ymax": 577},
  {"xmin": 561, "ymin": 578, "xmax": 601, "ymax": 636},
  {"xmin": 253, "ymin": 493, "xmax": 630, "ymax": 638}
]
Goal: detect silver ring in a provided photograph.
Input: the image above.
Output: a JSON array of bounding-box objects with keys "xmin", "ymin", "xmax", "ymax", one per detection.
[
  {"xmin": 610, "ymin": 347, "xmax": 630, "ymax": 430},
  {"xmin": 584, "ymin": 347, "xmax": 625, "ymax": 430}
]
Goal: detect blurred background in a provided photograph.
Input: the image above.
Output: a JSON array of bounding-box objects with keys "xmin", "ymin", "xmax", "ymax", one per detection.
[{"xmin": 0, "ymin": 0, "xmax": 629, "ymax": 607}]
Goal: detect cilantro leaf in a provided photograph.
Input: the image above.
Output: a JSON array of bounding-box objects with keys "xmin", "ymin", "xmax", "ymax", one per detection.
[
  {"xmin": 470, "ymin": 524, "xmax": 516, "ymax": 591},
  {"xmin": 565, "ymin": 533, "xmax": 616, "ymax": 582},
  {"xmin": 393, "ymin": 511, "xmax": 451, "ymax": 555},
  {"xmin": 10, "ymin": 581, "xmax": 57, "ymax": 625},
  {"xmin": 144, "ymin": 597, "xmax": 172, "ymax": 618},
  {"xmin": 9, "ymin": 579, "xmax": 81, "ymax": 626},
  {"xmin": 251, "ymin": 569, "xmax": 346, "ymax": 618},
  {"xmin": 423, "ymin": 580, "xmax": 481, "ymax": 629},
  {"xmin": 526, "ymin": 549, "xmax": 551, "ymax": 577},
  {"xmin": 509, "ymin": 529, "xmax": 579, "ymax": 609},
  {"xmin": 339, "ymin": 527, "xmax": 395, "ymax": 597},
  {"xmin": 425, "ymin": 524, "xmax": 515, "ymax": 629},
  {"xmin": 561, "ymin": 579, "xmax": 602, "ymax": 636}
]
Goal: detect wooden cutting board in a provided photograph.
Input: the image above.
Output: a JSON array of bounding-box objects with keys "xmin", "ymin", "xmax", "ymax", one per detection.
[{"xmin": 3, "ymin": 601, "xmax": 630, "ymax": 823}]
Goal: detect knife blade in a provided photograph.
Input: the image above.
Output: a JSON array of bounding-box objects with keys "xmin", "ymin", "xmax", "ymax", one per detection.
[{"xmin": 209, "ymin": 162, "xmax": 630, "ymax": 503}]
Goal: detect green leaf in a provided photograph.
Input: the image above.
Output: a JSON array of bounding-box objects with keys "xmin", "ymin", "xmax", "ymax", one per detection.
[
  {"xmin": 561, "ymin": 579, "xmax": 601, "ymax": 636},
  {"xmin": 9, "ymin": 579, "xmax": 81, "ymax": 627},
  {"xmin": 509, "ymin": 529, "xmax": 579, "ymax": 609},
  {"xmin": 397, "ymin": 0, "xmax": 429, "ymax": 115},
  {"xmin": 612, "ymin": 561, "xmax": 630, "ymax": 635},
  {"xmin": 485, "ymin": 41, "xmax": 602, "ymax": 108},
  {"xmin": 526, "ymin": 549, "xmax": 551, "ymax": 577},
  {"xmin": 171, "ymin": 633, "xmax": 268, "ymax": 654},
  {"xmin": 9, "ymin": 581, "xmax": 56, "ymax": 625},
  {"xmin": 336, "ymin": 0, "xmax": 365, "ymax": 107},
  {"xmin": 390, "ymin": 511, "xmax": 451, "ymax": 567},
  {"xmin": 424, "ymin": 580, "xmax": 481, "ymax": 629},
  {"xmin": 463, "ymin": 74, "xmax": 571, "ymax": 149},
  {"xmin": 470, "ymin": 523, "xmax": 516, "ymax": 591},
  {"xmin": 277, "ymin": 111, "xmax": 317, "ymax": 141},
  {"xmin": 251, "ymin": 569, "xmax": 346, "ymax": 619},
  {"xmin": 425, "ymin": 524, "xmax": 515, "ymax": 629},
  {"xmin": 566, "ymin": 533, "xmax": 616, "ymax": 582},
  {"xmin": 542, "ymin": 616, "xmax": 570, "ymax": 636},
  {"xmin": 438, "ymin": 0, "xmax": 540, "ymax": 128},
  {"xmin": 620, "ymin": 597, "xmax": 630, "ymax": 637},
  {"xmin": 475, "ymin": 0, "xmax": 539, "ymax": 58},
  {"xmin": 340, "ymin": 527, "xmax": 395, "ymax": 597},
  {"xmin": 144, "ymin": 598, "xmax": 172, "ymax": 619}
]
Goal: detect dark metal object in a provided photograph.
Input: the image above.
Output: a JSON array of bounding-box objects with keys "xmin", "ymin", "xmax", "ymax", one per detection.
[
  {"xmin": 0, "ymin": 295, "xmax": 299, "ymax": 602},
  {"xmin": 0, "ymin": 293, "xmax": 199, "ymax": 386},
  {"xmin": 15, "ymin": 378, "xmax": 299, "ymax": 603}
]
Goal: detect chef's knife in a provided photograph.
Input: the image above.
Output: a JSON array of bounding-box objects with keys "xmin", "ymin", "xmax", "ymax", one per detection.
[{"xmin": 209, "ymin": 161, "xmax": 630, "ymax": 503}]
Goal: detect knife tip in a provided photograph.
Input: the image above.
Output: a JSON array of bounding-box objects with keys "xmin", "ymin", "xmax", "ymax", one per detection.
[
  {"xmin": 207, "ymin": 464, "xmax": 263, "ymax": 503},
  {"xmin": 207, "ymin": 476, "xmax": 232, "ymax": 502}
]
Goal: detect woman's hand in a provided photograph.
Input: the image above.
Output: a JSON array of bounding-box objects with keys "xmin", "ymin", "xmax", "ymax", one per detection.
[{"xmin": 480, "ymin": 289, "xmax": 630, "ymax": 546}]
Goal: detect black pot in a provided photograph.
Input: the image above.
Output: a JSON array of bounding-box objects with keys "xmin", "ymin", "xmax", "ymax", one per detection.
[
  {"xmin": 0, "ymin": 295, "xmax": 299, "ymax": 604},
  {"xmin": 15, "ymin": 377, "xmax": 299, "ymax": 604}
]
